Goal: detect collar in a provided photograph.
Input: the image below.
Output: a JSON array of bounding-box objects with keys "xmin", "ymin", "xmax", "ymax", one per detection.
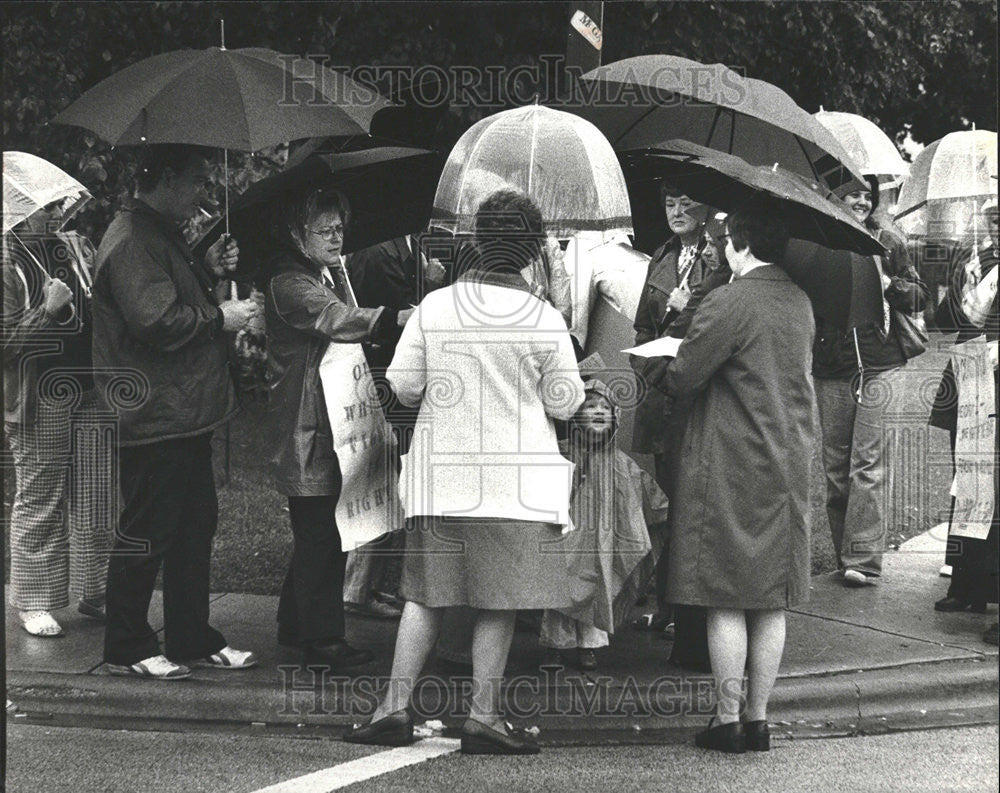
[
  {"xmin": 457, "ymin": 267, "xmax": 533, "ymax": 294},
  {"xmin": 121, "ymin": 197, "xmax": 192, "ymax": 251}
]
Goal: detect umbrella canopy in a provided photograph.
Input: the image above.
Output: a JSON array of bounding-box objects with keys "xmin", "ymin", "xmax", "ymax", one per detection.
[
  {"xmin": 619, "ymin": 140, "xmax": 884, "ymax": 256},
  {"xmin": 568, "ymin": 55, "xmax": 866, "ymax": 195},
  {"xmin": 814, "ymin": 110, "xmax": 909, "ymax": 186},
  {"xmin": 895, "ymin": 130, "xmax": 998, "ymax": 241},
  {"xmin": 431, "ymin": 105, "xmax": 633, "ymax": 242},
  {"xmin": 3, "ymin": 151, "xmax": 90, "ymax": 233},
  {"xmin": 193, "ymin": 146, "xmax": 442, "ymax": 284},
  {"xmin": 52, "ymin": 47, "xmax": 389, "ymax": 151}
]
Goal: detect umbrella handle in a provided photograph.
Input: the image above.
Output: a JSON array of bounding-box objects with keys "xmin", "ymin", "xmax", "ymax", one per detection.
[{"xmin": 223, "ymin": 147, "xmax": 236, "ymax": 300}]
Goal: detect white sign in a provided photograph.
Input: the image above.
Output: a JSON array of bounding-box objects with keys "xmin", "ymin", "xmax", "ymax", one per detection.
[
  {"xmin": 950, "ymin": 336, "xmax": 997, "ymax": 540},
  {"xmin": 318, "ymin": 342, "xmax": 403, "ymax": 550},
  {"xmin": 571, "ymin": 9, "xmax": 603, "ymax": 51}
]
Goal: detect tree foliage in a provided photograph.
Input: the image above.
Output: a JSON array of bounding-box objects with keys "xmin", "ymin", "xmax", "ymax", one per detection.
[{"xmin": 2, "ymin": 1, "xmax": 995, "ymax": 243}]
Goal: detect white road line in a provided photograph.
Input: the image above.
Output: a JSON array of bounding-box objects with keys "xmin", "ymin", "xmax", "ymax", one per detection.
[{"xmin": 246, "ymin": 737, "xmax": 462, "ymax": 793}]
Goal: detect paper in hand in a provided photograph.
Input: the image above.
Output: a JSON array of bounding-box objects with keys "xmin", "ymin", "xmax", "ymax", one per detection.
[{"xmin": 623, "ymin": 336, "xmax": 683, "ymax": 358}]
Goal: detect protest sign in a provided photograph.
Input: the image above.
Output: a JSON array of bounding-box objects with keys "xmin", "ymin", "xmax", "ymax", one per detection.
[{"xmin": 950, "ymin": 335, "xmax": 997, "ymax": 540}]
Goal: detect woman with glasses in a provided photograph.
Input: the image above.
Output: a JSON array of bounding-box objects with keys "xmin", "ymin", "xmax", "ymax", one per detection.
[{"xmin": 263, "ymin": 187, "xmax": 413, "ymax": 670}]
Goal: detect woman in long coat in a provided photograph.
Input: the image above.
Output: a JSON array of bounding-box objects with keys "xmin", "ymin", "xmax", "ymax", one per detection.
[{"xmin": 647, "ymin": 204, "xmax": 816, "ymax": 754}]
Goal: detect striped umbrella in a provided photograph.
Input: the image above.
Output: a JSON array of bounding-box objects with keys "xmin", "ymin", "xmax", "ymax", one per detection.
[
  {"xmin": 431, "ymin": 105, "xmax": 633, "ymax": 242},
  {"xmin": 895, "ymin": 130, "xmax": 998, "ymax": 242},
  {"xmin": 814, "ymin": 110, "xmax": 909, "ymax": 187}
]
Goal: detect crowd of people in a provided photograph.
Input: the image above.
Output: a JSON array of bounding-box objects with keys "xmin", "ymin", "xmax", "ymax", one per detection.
[{"xmin": 3, "ymin": 140, "xmax": 998, "ymax": 756}]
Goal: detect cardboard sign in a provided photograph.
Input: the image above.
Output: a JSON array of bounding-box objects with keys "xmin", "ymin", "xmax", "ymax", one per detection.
[
  {"xmin": 950, "ymin": 336, "xmax": 997, "ymax": 540},
  {"xmin": 318, "ymin": 342, "xmax": 403, "ymax": 550},
  {"xmin": 571, "ymin": 9, "xmax": 603, "ymax": 51}
]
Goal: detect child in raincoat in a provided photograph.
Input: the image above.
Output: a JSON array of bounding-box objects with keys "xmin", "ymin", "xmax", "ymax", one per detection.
[{"xmin": 539, "ymin": 379, "xmax": 670, "ymax": 670}]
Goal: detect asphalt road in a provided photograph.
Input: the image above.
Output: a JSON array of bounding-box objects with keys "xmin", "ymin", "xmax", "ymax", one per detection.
[{"xmin": 5, "ymin": 723, "xmax": 997, "ymax": 793}]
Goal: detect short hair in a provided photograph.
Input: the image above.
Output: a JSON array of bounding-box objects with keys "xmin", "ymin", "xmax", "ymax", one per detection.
[
  {"xmin": 659, "ymin": 181, "xmax": 688, "ymax": 202},
  {"xmin": 473, "ymin": 189, "xmax": 544, "ymax": 273},
  {"xmin": 135, "ymin": 144, "xmax": 217, "ymax": 192},
  {"xmin": 277, "ymin": 187, "xmax": 351, "ymax": 255},
  {"xmin": 727, "ymin": 202, "xmax": 789, "ymax": 264}
]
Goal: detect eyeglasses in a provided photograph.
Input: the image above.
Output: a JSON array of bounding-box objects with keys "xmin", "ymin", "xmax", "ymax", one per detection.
[{"xmin": 306, "ymin": 224, "xmax": 344, "ymax": 241}]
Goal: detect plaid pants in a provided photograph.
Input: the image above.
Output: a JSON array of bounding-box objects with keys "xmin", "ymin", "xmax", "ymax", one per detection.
[{"xmin": 6, "ymin": 392, "xmax": 116, "ymax": 610}]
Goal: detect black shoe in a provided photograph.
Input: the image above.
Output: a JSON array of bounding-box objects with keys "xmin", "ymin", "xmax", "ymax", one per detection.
[
  {"xmin": 302, "ymin": 640, "xmax": 374, "ymax": 671},
  {"xmin": 694, "ymin": 719, "xmax": 746, "ymax": 754},
  {"xmin": 744, "ymin": 720, "xmax": 770, "ymax": 751},
  {"xmin": 576, "ymin": 649, "xmax": 597, "ymax": 671},
  {"xmin": 343, "ymin": 709, "xmax": 414, "ymax": 746},
  {"xmin": 460, "ymin": 719, "xmax": 540, "ymax": 755},
  {"xmin": 934, "ymin": 596, "xmax": 987, "ymax": 613}
]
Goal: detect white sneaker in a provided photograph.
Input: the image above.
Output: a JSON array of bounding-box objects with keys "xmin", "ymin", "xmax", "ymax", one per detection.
[
  {"xmin": 191, "ymin": 646, "xmax": 258, "ymax": 670},
  {"xmin": 843, "ymin": 569, "xmax": 878, "ymax": 587},
  {"xmin": 107, "ymin": 655, "xmax": 192, "ymax": 680}
]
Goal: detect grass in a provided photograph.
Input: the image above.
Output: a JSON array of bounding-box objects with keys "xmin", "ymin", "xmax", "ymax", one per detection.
[{"xmin": 4, "ymin": 336, "xmax": 957, "ymax": 596}]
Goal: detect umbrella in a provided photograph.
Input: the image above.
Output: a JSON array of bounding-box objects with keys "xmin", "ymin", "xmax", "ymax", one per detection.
[
  {"xmin": 430, "ymin": 104, "xmax": 633, "ymax": 242},
  {"xmin": 895, "ymin": 130, "xmax": 998, "ymax": 243},
  {"xmin": 568, "ymin": 54, "xmax": 867, "ymax": 194},
  {"xmin": 52, "ymin": 47, "xmax": 388, "ymax": 150},
  {"xmin": 192, "ymin": 146, "xmax": 442, "ymax": 285},
  {"xmin": 3, "ymin": 151, "xmax": 90, "ymax": 234},
  {"xmin": 814, "ymin": 110, "xmax": 910, "ymax": 187},
  {"xmin": 619, "ymin": 140, "xmax": 884, "ymax": 256}
]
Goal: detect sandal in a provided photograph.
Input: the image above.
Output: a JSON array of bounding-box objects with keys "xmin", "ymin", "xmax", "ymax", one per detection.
[
  {"xmin": 19, "ymin": 610, "xmax": 64, "ymax": 638},
  {"xmin": 190, "ymin": 646, "xmax": 258, "ymax": 670}
]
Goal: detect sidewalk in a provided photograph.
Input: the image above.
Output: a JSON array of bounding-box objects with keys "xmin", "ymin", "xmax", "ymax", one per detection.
[{"xmin": 6, "ymin": 526, "xmax": 998, "ymax": 743}]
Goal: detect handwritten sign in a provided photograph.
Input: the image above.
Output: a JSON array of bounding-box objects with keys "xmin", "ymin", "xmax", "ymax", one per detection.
[
  {"xmin": 318, "ymin": 342, "xmax": 403, "ymax": 550},
  {"xmin": 950, "ymin": 336, "xmax": 997, "ymax": 540}
]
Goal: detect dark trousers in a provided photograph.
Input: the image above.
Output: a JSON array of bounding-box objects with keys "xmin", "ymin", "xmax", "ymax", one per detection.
[
  {"xmin": 278, "ymin": 493, "xmax": 347, "ymax": 645},
  {"xmin": 104, "ymin": 434, "xmax": 226, "ymax": 665}
]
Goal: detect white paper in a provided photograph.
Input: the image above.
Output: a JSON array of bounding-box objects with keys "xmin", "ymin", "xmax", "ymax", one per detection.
[{"xmin": 622, "ymin": 336, "xmax": 683, "ymax": 358}]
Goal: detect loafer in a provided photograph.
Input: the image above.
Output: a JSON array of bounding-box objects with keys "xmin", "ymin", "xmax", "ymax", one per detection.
[
  {"xmin": 934, "ymin": 596, "xmax": 987, "ymax": 613},
  {"xmin": 694, "ymin": 718, "xmax": 746, "ymax": 754},
  {"xmin": 744, "ymin": 720, "xmax": 770, "ymax": 751},
  {"xmin": 576, "ymin": 649, "xmax": 597, "ymax": 671},
  {"xmin": 344, "ymin": 709, "xmax": 414, "ymax": 746},
  {"xmin": 303, "ymin": 640, "xmax": 374, "ymax": 671},
  {"xmin": 461, "ymin": 719, "xmax": 540, "ymax": 755}
]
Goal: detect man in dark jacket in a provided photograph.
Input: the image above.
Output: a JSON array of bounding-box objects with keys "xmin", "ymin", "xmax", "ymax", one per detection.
[{"xmin": 93, "ymin": 144, "xmax": 259, "ymax": 680}]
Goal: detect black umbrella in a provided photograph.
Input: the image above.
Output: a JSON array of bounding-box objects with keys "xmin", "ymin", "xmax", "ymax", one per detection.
[
  {"xmin": 193, "ymin": 146, "xmax": 443, "ymax": 285},
  {"xmin": 619, "ymin": 140, "xmax": 884, "ymax": 256}
]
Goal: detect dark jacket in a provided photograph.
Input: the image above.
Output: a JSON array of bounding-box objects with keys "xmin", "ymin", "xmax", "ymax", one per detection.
[
  {"xmin": 91, "ymin": 198, "xmax": 236, "ymax": 445},
  {"xmin": 3, "ymin": 232, "xmax": 94, "ymax": 424},
  {"xmin": 813, "ymin": 224, "xmax": 929, "ymax": 379},
  {"xmin": 630, "ymin": 237, "xmax": 722, "ymax": 455},
  {"xmin": 264, "ymin": 248, "xmax": 400, "ymax": 496},
  {"xmin": 649, "ymin": 266, "xmax": 816, "ymax": 609}
]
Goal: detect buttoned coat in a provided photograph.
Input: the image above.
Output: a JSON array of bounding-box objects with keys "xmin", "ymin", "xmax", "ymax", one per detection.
[{"xmin": 649, "ymin": 265, "xmax": 817, "ymax": 608}]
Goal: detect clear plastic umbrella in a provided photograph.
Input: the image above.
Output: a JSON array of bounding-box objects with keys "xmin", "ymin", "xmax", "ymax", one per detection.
[
  {"xmin": 814, "ymin": 110, "xmax": 910, "ymax": 187},
  {"xmin": 3, "ymin": 151, "xmax": 90, "ymax": 234},
  {"xmin": 431, "ymin": 104, "xmax": 633, "ymax": 242},
  {"xmin": 895, "ymin": 129, "xmax": 998, "ymax": 243}
]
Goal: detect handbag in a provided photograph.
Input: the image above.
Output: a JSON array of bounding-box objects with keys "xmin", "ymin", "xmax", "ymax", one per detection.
[{"xmin": 873, "ymin": 231, "xmax": 928, "ymax": 360}]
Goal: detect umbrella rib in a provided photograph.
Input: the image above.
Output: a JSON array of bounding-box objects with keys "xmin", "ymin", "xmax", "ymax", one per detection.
[
  {"xmin": 794, "ymin": 134, "xmax": 826, "ymax": 185},
  {"xmin": 613, "ymin": 102, "xmax": 660, "ymax": 148}
]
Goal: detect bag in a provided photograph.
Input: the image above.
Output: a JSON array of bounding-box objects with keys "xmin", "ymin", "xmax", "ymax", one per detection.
[{"xmin": 873, "ymin": 230, "xmax": 928, "ymax": 360}]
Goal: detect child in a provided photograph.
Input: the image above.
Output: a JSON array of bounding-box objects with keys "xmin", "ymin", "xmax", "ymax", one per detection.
[{"xmin": 539, "ymin": 379, "xmax": 669, "ymax": 671}]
